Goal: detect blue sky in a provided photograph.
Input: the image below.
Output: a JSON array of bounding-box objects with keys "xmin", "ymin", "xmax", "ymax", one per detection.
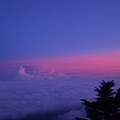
[
  {"xmin": 0, "ymin": 0, "xmax": 120, "ymax": 60},
  {"xmin": 0, "ymin": 0, "xmax": 120, "ymax": 80}
]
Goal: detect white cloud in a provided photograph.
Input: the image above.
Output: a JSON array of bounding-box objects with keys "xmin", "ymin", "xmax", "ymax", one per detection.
[
  {"xmin": 30, "ymin": 65, "xmax": 67, "ymax": 80},
  {"xmin": 18, "ymin": 66, "xmax": 26, "ymax": 75},
  {"xmin": 17, "ymin": 66, "xmax": 34, "ymax": 80},
  {"xmin": 15, "ymin": 65, "xmax": 67, "ymax": 80},
  {"xmin": 49, "ymin": 66, "xmax": 55, "ymax": 74}
]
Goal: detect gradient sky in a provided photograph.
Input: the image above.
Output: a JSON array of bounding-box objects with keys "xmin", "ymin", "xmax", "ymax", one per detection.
[{"xmin": 0, "ymin": 0, "xmax": 120, "ymax": 80}]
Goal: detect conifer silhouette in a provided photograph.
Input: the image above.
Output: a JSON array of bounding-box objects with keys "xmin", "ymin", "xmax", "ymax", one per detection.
[{"xmin": 75, "ymin": 80, "xmax": 120, "ymax": 120}]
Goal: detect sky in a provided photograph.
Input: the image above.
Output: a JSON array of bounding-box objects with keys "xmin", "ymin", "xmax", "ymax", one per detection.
[{"xmin": 0, "ymin": 0, "xmax": 120, "ymax": 80}]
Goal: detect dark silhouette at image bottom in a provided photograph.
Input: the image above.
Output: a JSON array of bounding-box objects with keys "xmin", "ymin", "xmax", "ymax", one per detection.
[{"xmin": 75, "ymin": 80, "xmax": 120, "ymax": 120}]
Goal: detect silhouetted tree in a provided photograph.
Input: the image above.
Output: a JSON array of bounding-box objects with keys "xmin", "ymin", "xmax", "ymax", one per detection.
[
  {"xmin": 75, "ymin": 117, "xmax": 87, "ymax": 120},
  {"xmin": 75, "ymin": 80, "xmax": 120, "ymax": 120}
]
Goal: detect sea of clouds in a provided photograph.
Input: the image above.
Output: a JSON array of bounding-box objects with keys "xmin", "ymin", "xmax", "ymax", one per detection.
[{"xmin": 0, "ymin": 78, "xmax": 120, "ymax": 120}]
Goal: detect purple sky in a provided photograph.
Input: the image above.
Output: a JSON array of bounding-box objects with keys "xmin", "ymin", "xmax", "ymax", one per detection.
[{"xmin": 0, "ymin": 0, "xmax": 120, "ymax": 80}]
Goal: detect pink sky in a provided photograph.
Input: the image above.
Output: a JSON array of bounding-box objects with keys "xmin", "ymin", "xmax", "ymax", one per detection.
[{"xmin": 0, "ymin": 50, "xmax": 120, "ymax": 79}]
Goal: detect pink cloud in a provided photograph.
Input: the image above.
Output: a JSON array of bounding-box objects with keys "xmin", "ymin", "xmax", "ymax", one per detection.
[{"xmin": 17, "ymin": 66, "xmax": 34, "ymax": 80}]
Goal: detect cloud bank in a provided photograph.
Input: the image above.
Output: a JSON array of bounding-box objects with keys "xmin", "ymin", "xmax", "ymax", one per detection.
[
  {"xmin": 16, "ymin": 65, "xmax": 66, "ymax": 80},
  {"xmin": 0, "ymin": 79, "xmax": 101, "ymax": 120},
  {"xmin": 0, "ymin": 79, "xmax": 120, "ymax": 120}
]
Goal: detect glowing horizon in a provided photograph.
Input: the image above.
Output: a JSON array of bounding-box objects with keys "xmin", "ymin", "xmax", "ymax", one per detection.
[{"xmin": 0, "ymin": 50, "xmax": 120, "ymax": 79}]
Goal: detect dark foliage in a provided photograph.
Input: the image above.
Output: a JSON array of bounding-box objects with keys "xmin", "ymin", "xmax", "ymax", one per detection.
[
  {"xmin": 75, "ymin": 117, "xmax": 87, "ymax": 120},
  {"xmin": 75, "ymin": 80, "xmax": 120, "ymax": 120}
]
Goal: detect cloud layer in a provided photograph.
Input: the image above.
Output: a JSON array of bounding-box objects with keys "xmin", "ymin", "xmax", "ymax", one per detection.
[
  {"xmin": 0, "ymin": 79, "xmax": 102, "ymax": 120},
  {"xmin": 0, "ymin": 79, "xmax": 120, "ymax": 120}
]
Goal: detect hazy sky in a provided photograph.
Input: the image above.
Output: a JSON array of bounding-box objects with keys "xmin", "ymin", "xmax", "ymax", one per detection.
[{"xmin": 0, "ymin": 0, "xmax": 120, "ymax": 80}]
